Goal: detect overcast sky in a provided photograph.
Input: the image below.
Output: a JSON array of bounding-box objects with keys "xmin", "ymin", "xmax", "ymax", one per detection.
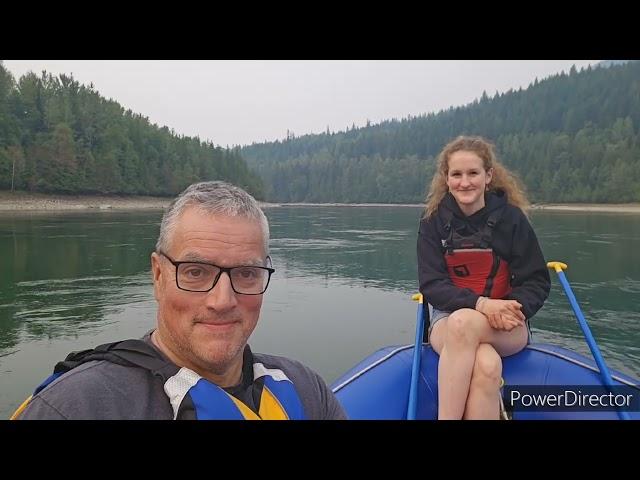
[{"xmin": 3, "ymin": 60, "xmax": 599, "ymax": 147}]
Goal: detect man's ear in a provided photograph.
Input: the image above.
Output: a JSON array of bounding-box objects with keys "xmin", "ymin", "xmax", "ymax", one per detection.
[{"xmin": 151, "ymin": 252, "xmax": 162, "ymax": 300}]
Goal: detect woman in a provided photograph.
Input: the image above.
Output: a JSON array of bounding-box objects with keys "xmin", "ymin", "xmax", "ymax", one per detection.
[{"xmin": 417, "ymin": 136, "xmax": 550, "ymax": 419}]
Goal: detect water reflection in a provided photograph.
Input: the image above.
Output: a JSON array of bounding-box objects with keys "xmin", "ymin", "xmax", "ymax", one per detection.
[
  {"xmin": 0, "ymin": 212, "xmax": 158, "ymax": 353},
  {"xmin": 268, "ymin": 206, "xmax": 421, "ymax": 293}
]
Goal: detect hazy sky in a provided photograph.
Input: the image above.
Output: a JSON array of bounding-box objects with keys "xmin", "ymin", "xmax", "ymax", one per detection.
[{"xmin": 3, "ymin": 60, "xmax": 599, "ymax": 147}]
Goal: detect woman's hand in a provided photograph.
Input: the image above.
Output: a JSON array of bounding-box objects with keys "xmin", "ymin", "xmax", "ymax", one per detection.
[{"xmin": 477, "ymin": 298, "xmax": 525, "ymax": 331}]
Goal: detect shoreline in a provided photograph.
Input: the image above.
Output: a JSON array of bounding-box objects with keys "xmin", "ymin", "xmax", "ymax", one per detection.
[
  {"xmin": 529, "ymin": 203, "xmax": 640, "ymax": 213},
  {"xmin": 0, "ymin": 192, "xmax": 172, "ymax": 211},
  {"xmin": 1, "ymin": 192, "xmax": 640, "ymax": 213}
]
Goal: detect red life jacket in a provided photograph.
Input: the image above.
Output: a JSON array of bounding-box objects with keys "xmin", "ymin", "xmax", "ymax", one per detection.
[{"xmin": 441, "ymin": 207, "xmax": 511, "ymax": 299}]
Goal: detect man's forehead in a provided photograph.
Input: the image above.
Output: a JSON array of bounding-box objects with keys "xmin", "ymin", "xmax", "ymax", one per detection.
[{"xmin": 168, "ymin": 209, "xmax": 267, "ymax": 255}]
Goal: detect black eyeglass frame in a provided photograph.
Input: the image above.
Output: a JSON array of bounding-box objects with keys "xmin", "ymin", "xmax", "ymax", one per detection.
[{"xmin": 158, "ymin": 250, "xmax": 275, "ymax": 295}]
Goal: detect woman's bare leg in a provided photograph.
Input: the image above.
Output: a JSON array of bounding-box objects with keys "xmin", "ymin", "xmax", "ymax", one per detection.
[
  {"xmin": 463, "ymin": 343, "xmax": 502, "ymax": 419},
  {"xmin": 430, "ymin": 308, "xmax": 528, "ymax": 420}
]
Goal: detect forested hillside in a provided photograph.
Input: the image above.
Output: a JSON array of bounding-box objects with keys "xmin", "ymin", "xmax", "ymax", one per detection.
[
  {"xmin": 3, "ymin": 61, "xmax": 638, "ymax": 204},
  {"xmin": 0, "ymin": 63, "xmax": 263, "ymax": 198},
  {"xmin": 242, "ymin": 61, "xmax": 640, "ymax": 203}
]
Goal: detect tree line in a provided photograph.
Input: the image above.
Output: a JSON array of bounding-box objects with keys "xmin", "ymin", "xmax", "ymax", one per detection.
[
  {"xmin": 242, "ymin": 61, "xmax": 640, "ymax": 203},
  {"xmin": 2, "ymin": 61, "xmax": 639, "ymax": 204},
  {"xmin": 0, "ymin": 63, "xmax": 264, "ymax": 198}
]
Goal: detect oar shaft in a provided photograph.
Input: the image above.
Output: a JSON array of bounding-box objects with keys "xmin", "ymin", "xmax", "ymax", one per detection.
[
  {"xmin": 556, "ymin": 271, "xmax": 613, "ymax": 384},
  {"xmin": 555, "ymin": 269, "xmax": 631, "ymax": 420},
  {"xmin": 407, "ymin": 299, "xmax": 425, "ymax": 420}
]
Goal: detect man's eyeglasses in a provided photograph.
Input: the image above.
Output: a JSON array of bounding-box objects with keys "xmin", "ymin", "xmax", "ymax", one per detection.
[{"xmin": 158, "ymin": 251, "xmax": 275, "ymax": 295}]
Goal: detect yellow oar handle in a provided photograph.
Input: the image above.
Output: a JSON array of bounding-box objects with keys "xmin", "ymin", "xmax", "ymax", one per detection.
[
  {"xmin": 10, "ymin": 395, "xmax": 32, "ymax": 420},
  {"xmin": 547, "ymin": 261, "xmax": 568, "ymax": 273},
  {"xmin": 411, "ymin": 293, "xmax": 423, "ymax": 304}
]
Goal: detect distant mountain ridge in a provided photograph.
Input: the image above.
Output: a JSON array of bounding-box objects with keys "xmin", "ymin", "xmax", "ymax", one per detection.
[{"xmin": 242, "ymin": 61, "xmax": 640, "ymax": 204}]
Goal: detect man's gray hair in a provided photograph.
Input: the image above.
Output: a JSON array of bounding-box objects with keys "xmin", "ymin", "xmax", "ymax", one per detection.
[{"xmin": 156, "ymin": 181, "xmax": 269, "ymax": 255}]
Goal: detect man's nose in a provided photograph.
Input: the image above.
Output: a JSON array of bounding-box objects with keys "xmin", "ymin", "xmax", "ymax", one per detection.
[{"xmin": 204, "ymin": 272, "xmax": 238, "ymax": 311}]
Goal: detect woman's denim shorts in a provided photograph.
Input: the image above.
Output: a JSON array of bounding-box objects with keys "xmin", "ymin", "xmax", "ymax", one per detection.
[{"xmin": 427, "ymin": 305, "xmax": 450, "ymax": 340}]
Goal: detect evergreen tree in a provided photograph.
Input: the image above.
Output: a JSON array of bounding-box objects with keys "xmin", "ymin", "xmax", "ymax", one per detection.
[{"xmin": 0, "ymin": 68, "xmax": 264, "ymax": 198}]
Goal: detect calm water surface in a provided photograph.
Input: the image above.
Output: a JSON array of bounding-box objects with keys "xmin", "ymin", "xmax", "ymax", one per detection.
[{"xmin": 1, "ymin": 207, "xmax": 639, "ymax": 418}]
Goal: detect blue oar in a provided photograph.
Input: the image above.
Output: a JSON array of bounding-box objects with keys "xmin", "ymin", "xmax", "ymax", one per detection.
[
  {"xmin": 547, "ymin": 261, "xmax": 630, "ymax": 420},
  {"xmin": 407, "ymin": 293, "xmax": 425, "ymax": 420}
]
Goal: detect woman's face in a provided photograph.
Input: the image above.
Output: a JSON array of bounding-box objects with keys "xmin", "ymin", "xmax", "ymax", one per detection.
[{"xmin": 446, "ymin": 150, "xmax": 493, "ymax": 216}]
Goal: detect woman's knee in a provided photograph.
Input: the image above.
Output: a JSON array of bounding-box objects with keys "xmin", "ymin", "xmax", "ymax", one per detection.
[
  {"xmin": 471, "ymin": 344, "xmax": 502, "ymax": 386},
  {"xmin": 445, "ymin": 309, "xmax": 483, "ymax": 345}
]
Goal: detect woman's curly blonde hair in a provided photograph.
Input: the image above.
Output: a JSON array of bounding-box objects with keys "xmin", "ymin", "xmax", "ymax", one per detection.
[{"xmin": 423, "ymin": 135, "xmax": 529, "ymax": 219}]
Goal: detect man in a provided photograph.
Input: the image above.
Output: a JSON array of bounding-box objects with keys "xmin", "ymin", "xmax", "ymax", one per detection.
[{"xmin": 16, "ymin": 181, "xmax": 346, "ymax": 419}]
